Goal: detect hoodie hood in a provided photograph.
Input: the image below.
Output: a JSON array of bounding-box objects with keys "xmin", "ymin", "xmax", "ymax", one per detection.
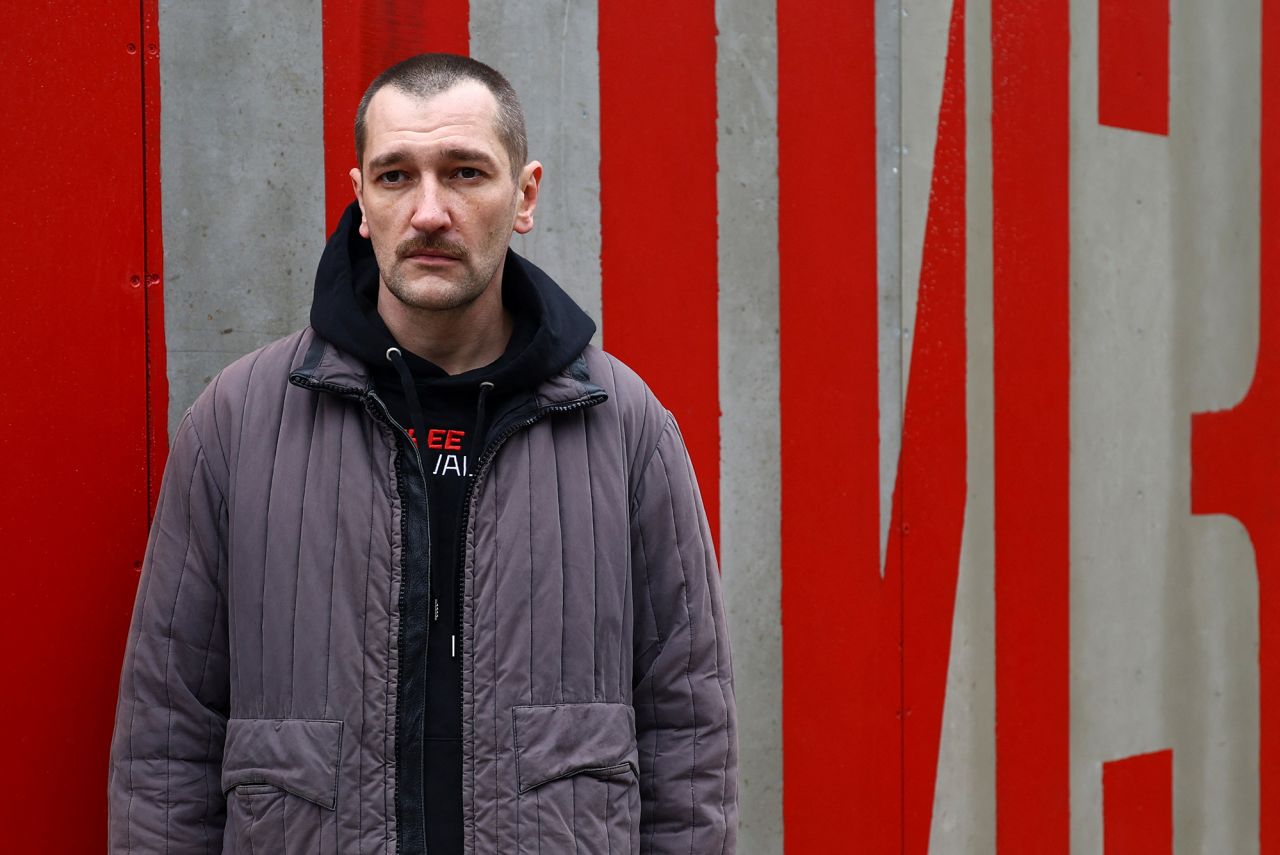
[{"xmin": 310, "ymin": 200, "xmax": 597, "ymax": 394}]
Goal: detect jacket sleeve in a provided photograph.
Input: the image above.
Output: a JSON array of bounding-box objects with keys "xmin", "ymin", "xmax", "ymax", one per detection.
[
  {"xmin": 630, "ymin": 415, "xmax": 738, "ymax": 853},
  {"xmin": 108, "ymin": 410, "xmax": 230, "ymax": 852}
]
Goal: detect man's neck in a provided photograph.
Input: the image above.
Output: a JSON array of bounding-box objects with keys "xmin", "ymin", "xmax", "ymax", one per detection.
[{"xmin": 377, "ymin": 280, "xmax": 513, "ymax": 376}]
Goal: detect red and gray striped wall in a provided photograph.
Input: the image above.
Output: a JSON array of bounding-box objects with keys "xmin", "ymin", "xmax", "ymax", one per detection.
[{"xmin": 3, "ymin": 0, "xmax": 1278, "ymax": 852}]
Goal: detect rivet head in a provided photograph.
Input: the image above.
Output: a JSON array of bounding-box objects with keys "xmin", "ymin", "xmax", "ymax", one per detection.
[{"xmin": 126, "ymin": 43, "xmax": 137, "ymax": 54}]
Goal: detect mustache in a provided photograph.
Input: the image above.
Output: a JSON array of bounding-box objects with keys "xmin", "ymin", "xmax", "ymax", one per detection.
[{"xmin": 396, "ymin": 235, "xmax": 468, "ymax": 260}]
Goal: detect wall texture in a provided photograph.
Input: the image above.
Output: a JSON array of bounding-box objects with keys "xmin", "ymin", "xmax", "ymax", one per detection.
[
  {"xmin": 5, "ymin": 0, "xmax": 1275, "ymax": 851},
  {"xmin": 158, "ymin": 0, "xmax": 324, "ymax": 431}
]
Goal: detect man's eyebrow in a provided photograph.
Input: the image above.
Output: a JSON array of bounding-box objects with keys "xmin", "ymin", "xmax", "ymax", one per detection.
[
  {"xmin": 442, "ymin": 147, "xmax": 499, "ymax": 167},
  {"xmin": 366, "ymin": 147, "xmax": 500, "ymax": 172},
  {"xmin": 366, "ymin": 150, "xmax": 409, "ymax": 171}
]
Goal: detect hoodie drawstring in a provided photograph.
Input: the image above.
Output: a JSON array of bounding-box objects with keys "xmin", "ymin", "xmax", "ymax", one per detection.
[
  {"xmin": 474, "ymin": 381, "xmax": 494, "ymax": 451},
  {"xmin": 385, "ymin": 347, "xmax": 429, "ymax": 458}
]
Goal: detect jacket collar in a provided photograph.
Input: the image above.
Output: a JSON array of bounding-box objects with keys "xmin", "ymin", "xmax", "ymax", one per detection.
[{"xmin": 288, "ymin": 327, "xmax": 606, "ymax": 415}]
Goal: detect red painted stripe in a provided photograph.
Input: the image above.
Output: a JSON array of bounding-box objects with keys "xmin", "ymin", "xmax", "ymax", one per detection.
[
  {"xmin": 898, "ymin": 1, "xmax": 967, "ymax": 851},
  {"xmin": 1098, "ymin": 0, "xmax": 1169, "ymax": 135},
  {"xmin": 598, "ymin": 1, "xmax": 720, "ymax": 545},
  {"xmin": 0, "ymin": 3, "xmax": 154, "ymax": 847},
  {"xmin": 322, "ymin": 0, "xmax": 471, "ymax": 234},
  {"xmin": 1190, "ymin": 1, "xmax": 1280, "ymax": 849},
  {"xmin": 143, "ymin": 0, "xmax": 169, "ymax": 514},
  {"xmin": 1103, "ymin": 750, "xmax": 1174, "ymax": 855},
  {"xmin": 992, "ymin": 0, "xmax": 1072, "ymax": 852},
  {"xmin": 778, "ymin": 1, "xmax": 889, "ymax": 850}
]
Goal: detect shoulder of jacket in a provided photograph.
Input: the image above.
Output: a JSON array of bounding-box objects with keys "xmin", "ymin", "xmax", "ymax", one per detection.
[
  {"xmin": 579, "ymin": 344, "xmax": 675, "ymax": 480},
  {"xmin": 184, "ymin": 328, "xmax": 314, "ymax": 451},
  {"xmin": 583, "ymin": 344, "xmax": 666, "ymax": 416}
]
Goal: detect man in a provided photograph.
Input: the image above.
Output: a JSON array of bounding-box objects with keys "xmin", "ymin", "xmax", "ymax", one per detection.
[{"xmin": 108, "ymin": 53, "xmax": 737, "ymax": 854}]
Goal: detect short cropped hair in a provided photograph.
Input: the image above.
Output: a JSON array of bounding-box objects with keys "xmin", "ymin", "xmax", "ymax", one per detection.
[{"xmin": 354, "ymin": 53, "xmax": 528, "ymax": 178}]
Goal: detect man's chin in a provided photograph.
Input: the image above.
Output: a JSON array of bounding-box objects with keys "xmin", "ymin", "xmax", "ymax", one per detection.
[{"xmin": 384, "ymin": 274, "xmax": 482, "ymax": 313}]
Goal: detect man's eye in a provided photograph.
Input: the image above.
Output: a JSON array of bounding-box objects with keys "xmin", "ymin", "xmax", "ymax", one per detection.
[
  {"xmin": 455, "ymin": 167, "xmax": 482, "ymax": 180},
  {"xmin": 378, "ymin": 170, "xmax": 407, "ymax": 185}
]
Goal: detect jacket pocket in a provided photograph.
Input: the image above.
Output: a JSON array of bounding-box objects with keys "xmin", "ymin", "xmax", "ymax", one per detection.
[
  {"xmin": 512, "ymin": 703, "xmax": 639, "ymax": 854},
  {"xmin": 221, "ymin": 718, "xmax": 344, "ymax": 855}
]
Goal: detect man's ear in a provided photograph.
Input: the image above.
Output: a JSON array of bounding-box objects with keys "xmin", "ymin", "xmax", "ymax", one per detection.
[
  {"xmin": 512, "ymin": 161, "xmax": 542, "ymax": 235},
  {"xmin": 349, "ymin": 167, "xmax": 369, "ymax": 238}
]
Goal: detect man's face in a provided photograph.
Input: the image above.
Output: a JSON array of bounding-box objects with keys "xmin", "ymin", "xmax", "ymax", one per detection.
[{"xmin": 351, "ymin": 81, "xmax": 539, "ymax": 313}]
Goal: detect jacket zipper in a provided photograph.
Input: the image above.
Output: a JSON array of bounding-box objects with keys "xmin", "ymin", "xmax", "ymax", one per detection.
[
  {"xmin": 366, "ymin": 390, "xmax": 432, "ymax": 855},
  {"xmin": 366, "ymin": 390, "xmax": 431, "ymax": 660}
]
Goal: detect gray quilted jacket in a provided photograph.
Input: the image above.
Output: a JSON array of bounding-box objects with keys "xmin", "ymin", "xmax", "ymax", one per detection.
[{"xmin": 108, "ymin": 327, "xmax": 737, "ymax": 853}]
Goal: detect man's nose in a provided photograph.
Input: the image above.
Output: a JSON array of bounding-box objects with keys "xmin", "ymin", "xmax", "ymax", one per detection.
[{"xmin": 409, "ymin": 179, "xmax": 451, "ymax": 232}]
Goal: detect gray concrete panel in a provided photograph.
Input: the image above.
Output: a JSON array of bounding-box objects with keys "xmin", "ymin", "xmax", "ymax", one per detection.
[
  {"xmin": 878, "ymin": 0, "xmax": 905, "ymax": 566},
  {"xmin": 1069, "ymin": 0, "xmax": 1261, "ymax": 852},
  {"xmin": 1166, "ymin": 7, "xmax": 1266, "ymax": 849},
  {"xmin": 159, "ymin": 0, "xmax": 326, "ymax": 435},
  {"xmin": 716, "ymin": 0, "xmax": 783, "ymax": 850},
  {"xmin": 469, "ymin": 1, "xmax": 603, "ymax": 339}
]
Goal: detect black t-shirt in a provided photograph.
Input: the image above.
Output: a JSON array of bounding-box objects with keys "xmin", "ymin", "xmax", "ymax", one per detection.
[{"xmin": 415, "ymin": 405, "xmax": 472, "ymax": 855}]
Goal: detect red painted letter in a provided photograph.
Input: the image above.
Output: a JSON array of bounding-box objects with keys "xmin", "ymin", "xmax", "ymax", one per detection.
[
  {"xmin": 1103, "ymin": 750, "xmax": 1174, "ymax": 855},
  {"xmin": 993, "ymin": 0, "xmax": 1072, "ymax": 851}
]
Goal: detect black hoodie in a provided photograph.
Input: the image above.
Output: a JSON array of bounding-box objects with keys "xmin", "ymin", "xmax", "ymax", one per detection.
[{"xmin": 310, "ymin": 201, "xmax": 596, "ymax": 854}]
